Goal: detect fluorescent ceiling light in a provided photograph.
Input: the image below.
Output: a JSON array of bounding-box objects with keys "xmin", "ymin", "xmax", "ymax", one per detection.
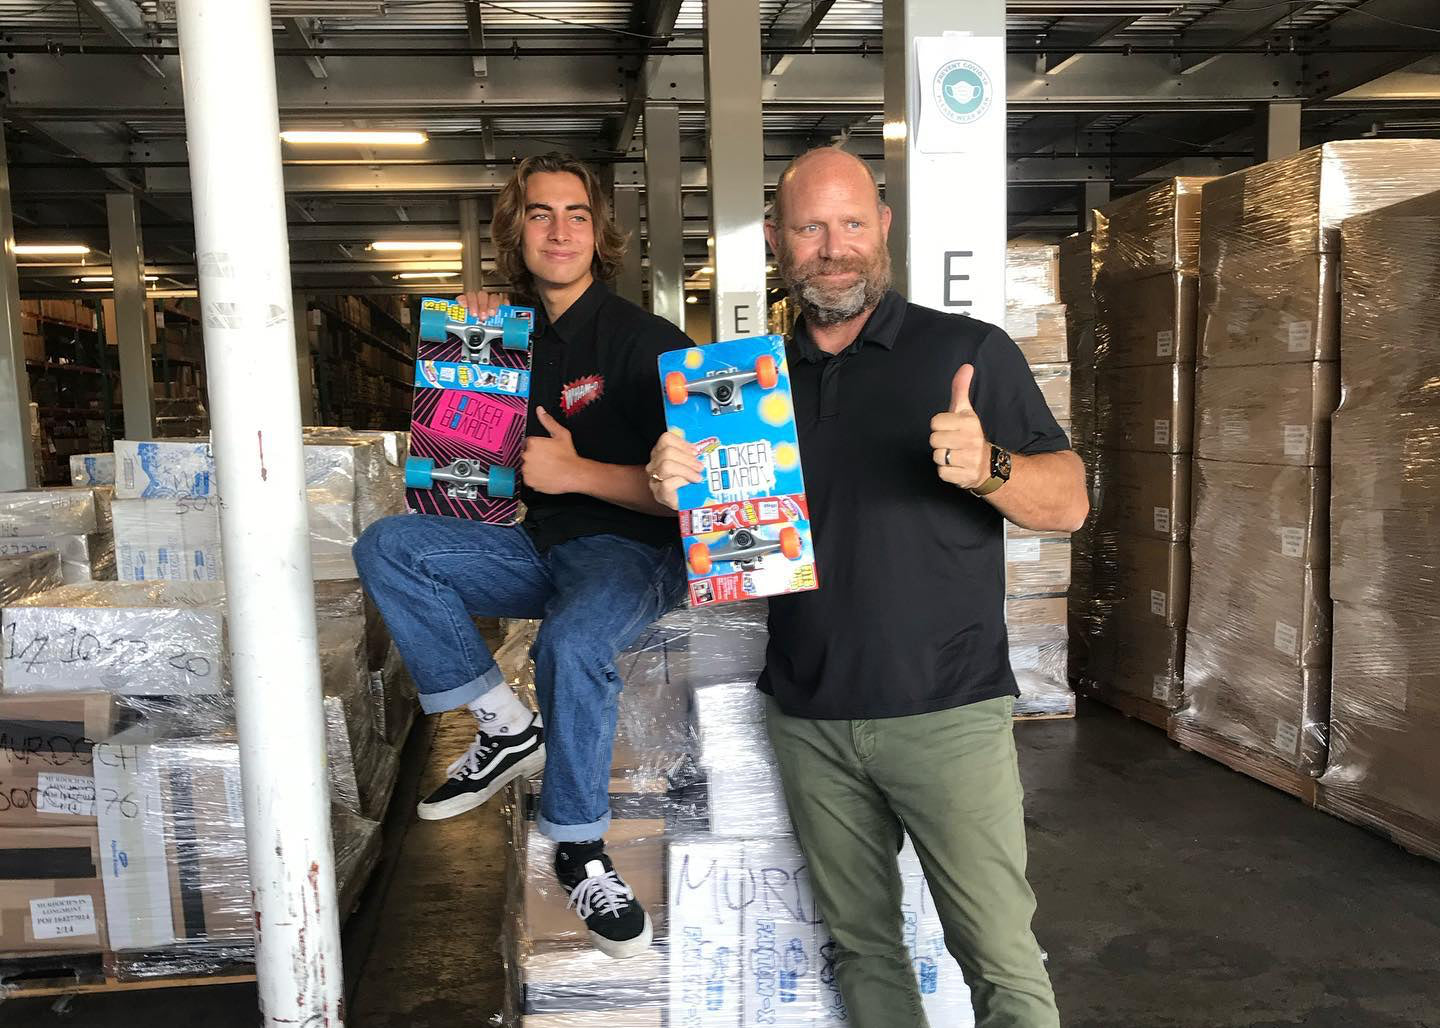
[
  {"xmin": 281, "ymin": 130, "xmax": 428, "ymax": 145},
  {"xmin": 370, "ymin": 240, "xmax": 463, "ymax": 252},
  {"xmin": 77, "ymin": 275, "xmax": 160, "ymax": 283},
  {"xmin": 685, "ymin": 295, "xmax": 698, "ymax": 304},
  {"xmin": 699, "ymin": 265, "xmax": 715, "ymax": 274},
  {"xmin": 395, "ymin": 271, "xmax": 460, "ymax": 280},
  {"xmin": 16, "ymin": 244, "xmax": 91, "ymax": 256}
]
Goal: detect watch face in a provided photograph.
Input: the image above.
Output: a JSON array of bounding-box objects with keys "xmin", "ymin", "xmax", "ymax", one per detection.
[{"xmin": 992, "ymin": 446, "xmax": 1012, "ymax": 481}]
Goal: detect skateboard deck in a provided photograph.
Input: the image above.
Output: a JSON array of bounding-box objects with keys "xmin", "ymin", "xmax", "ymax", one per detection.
[
  {"xmin": 405, "ymin": 297, "xmax": 535, "ymax": 523},
  {"xmin": 658, "ymin": 334, "xmax": 819, "ymax": 607}
]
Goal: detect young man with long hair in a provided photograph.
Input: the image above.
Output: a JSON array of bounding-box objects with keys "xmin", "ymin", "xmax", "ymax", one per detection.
[{"xmin": 356, "ymin": 153, "xmax": 689, "ymax": 958}]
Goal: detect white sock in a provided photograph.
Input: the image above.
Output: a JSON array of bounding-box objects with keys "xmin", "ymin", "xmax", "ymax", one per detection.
[{"xmin": 466, "ymin": 683, "xmax": 534, "ymax": 736}]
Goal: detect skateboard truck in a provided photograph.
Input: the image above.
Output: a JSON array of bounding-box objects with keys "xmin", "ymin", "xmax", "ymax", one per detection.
[
  {"xmin": 445, "ymin": 316, "xmax": 532, "ymax": 365},
  {"xmin": 666, "ymin": 355, "xmax": 779, "ymax": 415},
  {"xmin": 687, "ymin": 525, "xmax": 802, "ymax": 575},
  {"xmin": 405, "ymin": 456, "xmax": 517, "ymax": 502}
]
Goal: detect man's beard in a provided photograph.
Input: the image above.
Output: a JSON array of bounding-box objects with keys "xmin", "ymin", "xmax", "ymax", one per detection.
[{"xmin": 779, "ymin": 247, "xmax": 891, "ymax": 328}]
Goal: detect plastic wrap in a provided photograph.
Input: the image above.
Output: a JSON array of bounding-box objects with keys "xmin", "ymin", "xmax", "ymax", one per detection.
[
  {"xmin": 1088, "ymin": 618, "xmax": 1185, "ymax": 710},
  {"xmin": 1004, "ymin": 533, "xmax": 1070, "ymax": 595},
  {"xmin": 1005, "ymin": 241, "xmax": 1060, "ymax": 307},
  {"xmin": 1092, "ymin": 451, "xmax": 1191, "ymax": 543},
  {"xmin": 1089, "ymin": 531, "xmax": 1189, "ymax": 632},
  {"xmin": 501, "ymin": 602, "xmax": 988, "ymax": 1025},
  {"xmin": 1177, "ymin": 460, "xmax": 1331, "ymax": 775},
  {"xmin": 1057, "ymin": 231, "xmax": 1094, "ymax": 315},
  {"xmin": 0, "ymin": 487, "xmax": 102, "ymax": 538},
  {"xmin": 1317, "ymin": 187, "xmax": 1440, "ymax": 857},
  {"xmin": 113, "ymin": 440, "xmax": 216, "ymax": 500},
  {"xmin": 70, "ymin": 452, "xmax": 116, "ymax": 487},
  {"xmin": 91, "ymin": 731, "xmax": 381, "ymax": 979},
  {"xmin": 1029, "ymin": 363, "xmax": 1070, "ymax": 422},
  {"xmin": 1067, "ymin": 315, "xmax": 1097, "ymax": 448},
  {"xmin": 112, "ymin": 496, "xmax": 224, "ymax": 582},
  {"xmin": 0, "ymin": 691, "xmax": 113, "ymax": 829},
  {"xmin": 1093, "ymin": 177, "xmax": 1211, "ymax": 285},
  {"xmin": 0, "ymin": 550, "xmax": 62, "ymax": 608},
  {"xmin": 2, "ymin": 582, "xmax": 227, "ymax": 696},
  {"xmin": 1194, "ymin": 361, "xmax": 1337, "ymax": 467},
  {"xmin": 0, "ymin": 532, "xmax": 117, "ymax": 584},
  {"xmin": 0, "ymin": 826, "xmax": 109, "ymax": 953},
  {"xmin": 1005, "ymin": 303, "xmax": 1068, "ymax": 365}
]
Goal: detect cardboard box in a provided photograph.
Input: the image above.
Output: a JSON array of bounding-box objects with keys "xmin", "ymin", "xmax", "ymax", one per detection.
[
  {"xmin": 1005, "ymin": 242, "xmax": 1060, "ymax": 307},
  {"xmin": 1331, "ymin": 507, "xmax": 1440, "ymax": 612},
  {"xmin": 1092, "ymin": 534, "xmax": 1190, "ymax": 630},
  {"xmin": 0, "ymin": 549, "xmax": 62, "ymax": 608},
  {"xmin": 1199, "ymin": 254, "xmax": 1338, "ymax": 367},
  {"xmin": 517, "ymin": 942, "xmax": 666, "ymax": 1022},
  {"xmin": 112, "ymin": 497, "xmax": 224, "ymax": 583},
  {"xmin": 1094, "ymin": 363, "xmax": 1194, "ymax": 455},
  {"xmin": 0, "ymin": 534, "xmax": 115, "ymax": 585},
  {"xmin": 1006, "ymin": 303, "xmax": 1068, "ymax": 364},
  {"xmin": 23, "ymin": 332, "xmax": 45, "ymax": 363},
  {"xmin": 1194, "ymin": 361, "xmax": 1338, "ymax": 467},
  {"xmin": 1004, "ymin": 534, "xmax": 1070, "ymax": 595},
  {"xmin": 520, "ymin": 820, "xmax": 666, "ymax": 947},
  {"xmin": 1005, "ymin": 595, "xmax": 1067, "ymax": 646},
  {"xmin": 1096, "ymin": 271, "xmax": 1198, "ymax": 369},
  {"xmin": 668, "ymin": 838, "xmax": 746, "ymax": 1026},
  {"xmin": 1094, "ymin": 177, "xmax": 1211, "ymax": 284},
  {"xmin": 3, "ymin": 582, "xmax": 227, "ymax": 696},
  {"xmin": 114, "ymin": 440, "xmax": 216, "ymax": 500},
  {"xmin": 1090, "ymin": 617, "xmax": 1185, "ymax": 708},
  {"xmin": 0, "ymin": 827, "xmax": 108, "ymax": 953},
  {"xmin": 1030, "ymin": 363, "xmax": 1071, "ymax": 420},
  {"xmin": 0, "ymin": 487, "xmax": 102, "ymax": 538},
  {"xmin": 69, "ymin": 453, "xmax": 116, "ymax": 487},
  {"xmin": 1058, "ymin": 231, "xmax": 1094, "ymax": 313},
  {"xmin": 0, "ymin": 693, "xmax": 113, "ymax": 828},
  {"xmin": 1094, "ymin": 449, "xmax": 1192, "ymax": 543}
]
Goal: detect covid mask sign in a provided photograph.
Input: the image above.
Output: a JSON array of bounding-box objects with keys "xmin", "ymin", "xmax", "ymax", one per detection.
[{"xmin": 906, "ymin": 34, "xmax": 1006, "ymax": 325}]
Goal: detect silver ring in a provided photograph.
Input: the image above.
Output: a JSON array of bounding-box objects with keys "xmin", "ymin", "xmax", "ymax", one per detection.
[
  {"xmin": 649, "ymin": 472, "xmax": 664, "ymax": 482},
  {"xmin": 943, "ymin": 448, "xmax": 952, "ymax": 466}
]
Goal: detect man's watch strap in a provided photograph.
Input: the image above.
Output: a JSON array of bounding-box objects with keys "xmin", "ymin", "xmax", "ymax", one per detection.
[
  {"xmin": 969, "ymin": 445, "xmax": 1012, "ymax": 498},
  {"xmin": 970, "ymin": 475, "xmax": 1006, "ymax": 497}
]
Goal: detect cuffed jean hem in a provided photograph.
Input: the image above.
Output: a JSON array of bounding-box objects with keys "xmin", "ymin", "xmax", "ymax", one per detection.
[
  {"xmin": 417, "ymin": 662, "xmax": 507, "ymax": 715},
  {"xmin": 537, "ymin": 811, "xmax": 611, "ymax": 843}
]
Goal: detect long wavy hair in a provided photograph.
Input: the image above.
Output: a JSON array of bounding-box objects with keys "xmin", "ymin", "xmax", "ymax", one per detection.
[{"xmin": 491, "ymin": 153, "xmax": 628, "ymax": 296}]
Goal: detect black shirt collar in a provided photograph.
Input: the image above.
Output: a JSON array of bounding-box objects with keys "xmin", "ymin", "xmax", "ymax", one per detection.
[
  {"xmin": 790, "ymin": 289, "xmax": 906, "ymax": 363},
  {"xmin": 541, "ymin": 278, "xmax": 610, "ymax": 344}
]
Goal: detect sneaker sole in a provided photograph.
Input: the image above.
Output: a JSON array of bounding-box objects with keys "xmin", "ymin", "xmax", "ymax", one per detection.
[
  {"xmin": 589, "ymin": 912, "xmax": 653, "ymax": 960},
  {"xmin": 415, "ymin": 745, "xmax": 546, "ymax": 821}
]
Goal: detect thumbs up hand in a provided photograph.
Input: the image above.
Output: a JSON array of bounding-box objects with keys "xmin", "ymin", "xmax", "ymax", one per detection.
[{"xmin": 929, "ymin": 364, "xmax": 991, "ymax": 489}]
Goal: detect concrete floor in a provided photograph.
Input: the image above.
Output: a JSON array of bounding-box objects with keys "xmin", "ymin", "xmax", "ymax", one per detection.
[{"xmin": 7, "ymin": 702, "xmax": 1440, "ymax": 1027}]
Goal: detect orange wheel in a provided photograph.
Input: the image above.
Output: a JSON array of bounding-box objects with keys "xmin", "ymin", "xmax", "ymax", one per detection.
[
  {"xmin": 665, "ymin": 371, "xmax": 690, "ymax": 406},
  {"xmin": 779, "ymin": 525, "xmax": 802, "ymax": 560},
  {"xmin": 755, "ymin": 354, "xmax": 779, "ymax": 389},
  {"xmin": 688, "ymin": 541, "xmax": 713, "ymax": 576}
]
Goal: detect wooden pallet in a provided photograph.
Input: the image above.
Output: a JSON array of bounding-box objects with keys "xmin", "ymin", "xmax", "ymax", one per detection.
[
  {"xmin": 0, "ymin": 950, "xmax": 255, "ymax": 998},
  {"xmin": 1078, "ymin": 682, "xmax": 1173, "ymax": 731},
  {"xmin": 1014, "ymin": 708, "xmax": 1076, "ymax": 722},
  {"xmin": 1316, "ymin": 786, "xmax": 1440, "ymax": 865},
  {"xmin": 1170, "ymin": 722, "xmax": 1319, "ymax": 806}
]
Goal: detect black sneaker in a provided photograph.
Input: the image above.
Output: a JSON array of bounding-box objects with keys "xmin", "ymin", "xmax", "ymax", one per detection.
[
  {"xmin": 416, "ymin": 716, "xmax": 545, "ymax": 821},
  {"xmin": 556, "ymin": 849, "xmax": 653, "ymax": 959}
]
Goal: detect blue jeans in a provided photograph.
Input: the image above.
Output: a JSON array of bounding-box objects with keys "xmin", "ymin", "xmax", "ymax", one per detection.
[{"xmin": 353, "ymin": 514, "xmax": 686, "ymax": 841}]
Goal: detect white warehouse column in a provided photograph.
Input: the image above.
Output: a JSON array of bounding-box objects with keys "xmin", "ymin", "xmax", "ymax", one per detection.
[
  {"xmin": 175, "ymin": 3, "xmax": 344, "ymax": 1025},
  {"xmin": 106, "ymin": 192, "xmax": 158, "ymax": 440}
]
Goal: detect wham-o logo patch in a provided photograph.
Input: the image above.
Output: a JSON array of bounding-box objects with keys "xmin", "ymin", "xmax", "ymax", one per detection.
[{"xmin": 561, "ymin": 374, "xmax": 605, "ymax": 415}]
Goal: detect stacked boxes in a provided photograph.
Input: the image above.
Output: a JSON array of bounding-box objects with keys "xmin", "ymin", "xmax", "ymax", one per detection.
[
  {"xmin": 502, "ymin": 606, "xmax": 978, "ymax": 1025},
  {"xmin": 1318, "ymin": 189, "xmax": 1440, "ymax": 858},
  {"xmin": 1176, "ymin": 141, "xmax": 1440, "ymax": 779},
  {"xmin": 1085, "ymin": 178, "xmax": 1210, "ymax": 716},
  {"xmin": 1004, "ymin": 243, "xmax": 1074, "ymax": 717},
  {"xmin": 1057, "ymin": 231, "xmax": 1098, "ymax": 690},
  {"xmin": 0, "ymin": 486, "xmax": 117, "ymax": 584}
]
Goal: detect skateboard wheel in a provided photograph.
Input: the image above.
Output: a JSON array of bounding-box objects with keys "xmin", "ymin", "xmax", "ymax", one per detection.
[
  {"xmin": 688, "ymin": 541, "xmax": 712, "ymax": 576},
  {"xmin": 779, "ymin": 525, "xmax": 802, "ymax": 560},
  {"xmin": 404, "ymin": 456, "xmax": 435, "ymax": 490},
  {"xmin": 488, "ymin": 464, "xmax": 517, "ymax": 498},
  {"xmin": 501, "ymin": 317, "xmax": 531, "ymax": 351},
  {"xmin": 665, "ymin": 371, "xmax": 690, "ymax": 406},
  {"xmin": 755, "ymin": 354, "xmax": 779, "ymax": 390}
]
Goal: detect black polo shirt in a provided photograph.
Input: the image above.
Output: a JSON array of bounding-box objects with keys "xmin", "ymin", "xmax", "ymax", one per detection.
[
  {"xmin": 758, "ymin": 290, "xmax": 1072, "ymax": 720},
  {"xmin": 521, "ymin": 279, "xmax": 690, "ymax": 551}
]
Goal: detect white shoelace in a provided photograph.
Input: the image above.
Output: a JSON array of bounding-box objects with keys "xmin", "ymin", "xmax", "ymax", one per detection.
[
  {"xmin": 446, "ymin": 733, "xmax": 501, "ymax": 780},
  {"xmin": 566, "ymin": 868, "xmax": 634, "ymax": 920}
]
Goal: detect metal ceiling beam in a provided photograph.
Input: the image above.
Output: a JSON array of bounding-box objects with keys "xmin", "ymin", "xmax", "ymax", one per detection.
[
  {"xmin": 76, "ymin": 0, "xmax": 166, "ymax": 79},
  {"xmin": 764, "ymin": 0, "xmax": 839, "ymax": 76},
  {"xmin": 1182, "ymin": 1, "xmax": 1324, "ymax": 75},
  {"xmin": 1303, "ymin": 1, "xmax": 1440, "ymax": 101},
  {"xmin": 610, "ymin": 0, "xmax": 685, "ymax": 152},
  {"xmin": 465, "ymin": 1, "xmax": 488, "ymax": 79},
  {"xmin": 1044, "ymin": 16, "xmax": 1140, "ymax": 76},
  {"xmin": 283, "ymin": 18, "xmax": 329, "ymax": 80}
]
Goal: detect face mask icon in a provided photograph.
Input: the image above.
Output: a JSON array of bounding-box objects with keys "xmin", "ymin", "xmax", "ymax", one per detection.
[{"xmin": 946, "ymin": 79, "xmax": 978, "ymax": 106}]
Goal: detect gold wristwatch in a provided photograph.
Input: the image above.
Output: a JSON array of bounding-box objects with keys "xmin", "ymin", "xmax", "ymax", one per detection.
[{"xmin": 970, "ymin": 445, "xmax": 1011, "ymax": 497}]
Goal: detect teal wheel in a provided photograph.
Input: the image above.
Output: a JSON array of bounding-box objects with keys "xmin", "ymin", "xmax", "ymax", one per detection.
[
  {"xmin": 501, "ymin": 317, "xmax": 532, "ymax": 351},
  {"xmin": 488, "ymin": 465, "xmax": 517, "ymax": 498},
  {"xmin": 404, "ymin": 456, "xmax": 435, "ymax": 489}
]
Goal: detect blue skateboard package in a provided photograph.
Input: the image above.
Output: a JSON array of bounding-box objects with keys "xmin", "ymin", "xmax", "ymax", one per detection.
[
  {"xmin": 658, "ymin": 334, "xmax": 819, "ymax": 606},
  {"xmin": 406, "ymin": 298, "xmax": 535, "ymax": 523}
]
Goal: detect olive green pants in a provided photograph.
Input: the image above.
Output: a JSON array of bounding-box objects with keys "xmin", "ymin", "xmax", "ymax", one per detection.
[{"xmin": 764, "ymin": 695, "xmax": 1060, "ymax": 1028}]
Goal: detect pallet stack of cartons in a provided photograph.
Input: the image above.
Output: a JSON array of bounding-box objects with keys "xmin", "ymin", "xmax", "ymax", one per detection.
[
  {"xmin": 501, "ymin": 604, "xmax": 981, "ymax": 1026},
  {"xmin": 1004, "ymin": 243, "xmax": 1075, "ymax": 718},
  {"xmin": 0, "ymin": 485, "xmax": 117, "ymax": 583},
  {"xmin": 1317, "ymin": 188, "xmax": 1440, "ymax": 860},
  {"xmin": 1057, "ymin": 231, "xmax": 1097, "ymax": 691},
  {"xmin": 1174, "ymin": 140, "xmax": 1440, "ymax": 794},
  {"xmin": 0, "ymin": 578, "xmax": 409, "ymax": 980},
  {"xmin": 1083, "ymin": 178, "xmax": 1209, "ymax": 727}
]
